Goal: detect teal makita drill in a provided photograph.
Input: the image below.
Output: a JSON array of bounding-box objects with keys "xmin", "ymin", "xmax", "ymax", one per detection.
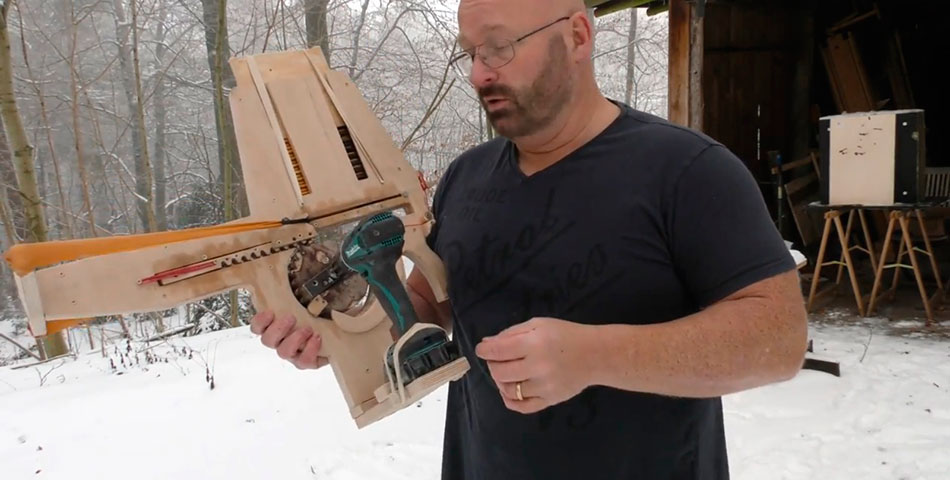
[{"xmin": 293, "ymin": 210, "xmax": 460, "ymax": 386}]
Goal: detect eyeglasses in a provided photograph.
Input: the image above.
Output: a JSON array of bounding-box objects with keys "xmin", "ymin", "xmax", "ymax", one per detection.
[{"xmin": 449, "ymin": 16, "xmax": 570, "ymax": 79}]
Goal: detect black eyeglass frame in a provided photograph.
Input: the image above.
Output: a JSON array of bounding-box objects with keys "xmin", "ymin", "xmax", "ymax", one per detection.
[{"xmin": 448, "ymin": 15, "xmax": 571, "ymax": 75}]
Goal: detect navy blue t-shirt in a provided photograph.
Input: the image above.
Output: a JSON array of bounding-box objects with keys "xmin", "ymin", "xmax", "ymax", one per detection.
[{"xmin": 426, "ymin": 102, "xmax": 795, "ymax": 479}]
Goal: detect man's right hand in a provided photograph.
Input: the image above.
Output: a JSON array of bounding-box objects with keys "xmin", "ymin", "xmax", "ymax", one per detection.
[{"xmin": 249, "ymin": 311, "xmax": 328, "ymax": 370}]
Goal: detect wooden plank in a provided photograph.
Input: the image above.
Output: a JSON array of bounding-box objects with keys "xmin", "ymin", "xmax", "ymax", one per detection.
[
  {"xmin": 785, "ymin": 172, "xmax": 818, "ymax": 197},
  {"xmin": 822, "ymin": 32, "xmax": 874, "ymax": 113},
  {"xmin": 789, "ymin": 10, "xmax": 815, "ymax": 162},
  {"xmin": 771, "ymin": 154, "xmax": 816, "ymax": 175},
  {"xmin": 668, "ymin": 0, "xmax": 690, "ymax": 126},
  {"xmin": 688, "ymin": 2, "xmax": 704, "ymax": 130},
  {"xmin": 266, "ymin": 77, "xmax": 396, "ymax": 217},
  {"xmin": 227, "ymin": 83, "xmax": 301, "ymax": 221},
  {"xmin": 245, "ymin": 57, "xmax": 306, "ymax": 207},
  {"xmin": 702, "ymin": 52, "xmax": 720, "ymax": 143},
  {"xmin": 803, "ymin": 358, "xmax": 841, "ymax": 376}
]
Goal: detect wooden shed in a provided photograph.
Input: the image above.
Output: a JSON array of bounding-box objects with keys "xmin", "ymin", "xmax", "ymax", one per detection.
[{"xmin": 590, "ymin": 0, "xmax": 948, "ymax": 252}]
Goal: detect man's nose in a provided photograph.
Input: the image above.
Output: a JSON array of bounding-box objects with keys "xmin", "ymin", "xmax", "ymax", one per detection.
[{"xmin": 469, "ymin": 56, "xmax": 498, "ymax": 89}]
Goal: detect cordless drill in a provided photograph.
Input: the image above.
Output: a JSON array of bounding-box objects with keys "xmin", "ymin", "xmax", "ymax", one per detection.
[{"xmin": 295, "ymin": 210, "xmax": 459, "ymax": 386}]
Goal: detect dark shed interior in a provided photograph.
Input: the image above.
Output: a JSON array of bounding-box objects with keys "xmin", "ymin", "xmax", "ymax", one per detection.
[
  {"xmin": 701, "ymin": 0, "xmax": 944, "ymax": 176},
  {"xmin": 690, "ymin": 0, "xmax": 948, "ymax": 250}
]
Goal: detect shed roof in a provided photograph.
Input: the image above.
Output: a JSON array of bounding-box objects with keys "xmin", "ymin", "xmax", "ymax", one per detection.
[{"xmin": 584, "ymin": 0, "xmax": 672, "ymax": 17}]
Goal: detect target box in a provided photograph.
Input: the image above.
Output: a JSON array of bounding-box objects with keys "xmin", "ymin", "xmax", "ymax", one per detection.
[{"xmin": 819, "ymin": 109, "xmax": 926, "ymax": 206}]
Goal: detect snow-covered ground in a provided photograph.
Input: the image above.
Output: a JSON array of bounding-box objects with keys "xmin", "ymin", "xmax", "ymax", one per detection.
[{"xmin": 1, "ymin": 312, "xmax": 949, "ymax": 479}]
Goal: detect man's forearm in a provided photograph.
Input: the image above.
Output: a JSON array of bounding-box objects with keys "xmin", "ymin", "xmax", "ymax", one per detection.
[{"xmin": 587, "ymin": 272, "xmax": 808, "ymax": 398}]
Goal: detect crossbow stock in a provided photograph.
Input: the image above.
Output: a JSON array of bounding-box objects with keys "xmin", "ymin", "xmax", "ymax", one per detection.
[{"xmin": 2, "ymin": 47, "xmax": 469, "ymax": 429}]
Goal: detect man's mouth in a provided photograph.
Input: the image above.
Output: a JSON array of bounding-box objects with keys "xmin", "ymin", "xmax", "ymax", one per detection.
[{"xmin": 483, "ymin": 97, "xmax": 509, "ymax": 110}]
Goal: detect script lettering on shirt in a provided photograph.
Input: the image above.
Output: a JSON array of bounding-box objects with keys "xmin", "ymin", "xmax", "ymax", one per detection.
[
  {"xmin": 516, "ymin": 244, "xmax": 609, "ymax": 317},
  {"xmin": 458, "ymin": 187, "xmax": 509, "ymax": 223},
  {"xmin": 444, "ymin": 188, "xmax": 573, "ymax": 312}
]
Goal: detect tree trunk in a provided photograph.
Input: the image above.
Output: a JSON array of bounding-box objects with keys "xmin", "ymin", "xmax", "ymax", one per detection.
[
  {"xmin": 348, "ymin": 0, "xmax": 370, "ymax": 77},
  {"xmin": 1, "ymin": 21, "xmax": 46, "ymax": 243},
  {"xmin": 305, "ymin": 0, "xmax": 331, "ymax": 59},
  {"xmin": 113, "ymin": 0, "xmax": 157, "ymax": 233},
  {"xmin": 624, "ymin": 8, "xmax": 638, "ymax": 106},
  {"xmin": 0, "ymin": 187, "xmax": 16, "ymax": 311},
  {"xmin": 0, "ymin": 4, "xmax": 68, "ymax": 358},
  {"xmin": 67, "ymin": 3, "xmax": 97, "ymax": 238},
  {"xmin": 0, "ymin": 184, "xmax": 14, "ymax": 246},
  {"xmin": 19, "ymin": 21, "xmax": 73, "ymax": 239},
  {"xmin": 200, "ymin": 0, "xmax": 246, "ymax": 221},
  {"xmin": 0, "ymin": 115, "xmax": 17, "ymax": 246},
  {"xmin": 204, "ymin": 0, "xmax": 241, "ymax": 326},
  {"xmin": 130, "ymin": 0, "xmax": 157, "ymax": 232},
  {"xmin": 153, "ymin": 0, "xmax": 169, "ymax": 231}
]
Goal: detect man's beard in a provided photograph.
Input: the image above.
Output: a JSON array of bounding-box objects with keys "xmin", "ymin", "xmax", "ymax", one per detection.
[{"xmin": 478, "ymin": 37, "xmax": 573, "ymax": 139}]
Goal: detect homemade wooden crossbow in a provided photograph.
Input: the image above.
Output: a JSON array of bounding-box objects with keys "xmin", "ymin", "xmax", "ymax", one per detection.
[{"xmin": 2, "ymin": 47, "xmax": 469, "ymax": 428}]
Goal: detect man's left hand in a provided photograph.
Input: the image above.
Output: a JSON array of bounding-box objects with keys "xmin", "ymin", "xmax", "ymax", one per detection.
[{"xmin": 475, "ymin": 317, "xmax": 596, "ymax": 414}]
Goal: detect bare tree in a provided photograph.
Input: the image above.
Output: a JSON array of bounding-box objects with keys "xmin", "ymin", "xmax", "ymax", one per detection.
[
  {"xmin": 15, "ymin": 3, "xmax": 73, "ymax": 239},
  {"xmin": 112, "ymin": 0, "xmax": 157, "ymax": 232},
  {"xmin": 200, "ymin": 0, "xmax": 245, "ymax": 222},
  {"xmin": 153, "ymin": 0, "xmax": 170, "ymax": 231},
  {"xmin": 624, "ymin": 8, "xmax": 637, "ymax": 105},
  {"xmin": 0, "ymin": 0, "xmax": 68, "ymax": 357},
  {"xmin": 591, "ymin": 8, "xmax": 668, "ymax": 116},
  {"xmin": 0, "ymin": 0, "xmax": 671, "ymax": 337},
  {"xmin": 306, "ymin": 0, "xmax": 331, "ymax": 56},
  {"xmin": 1, "ymin": 6, "xmax": 46, "ymax": 244}
]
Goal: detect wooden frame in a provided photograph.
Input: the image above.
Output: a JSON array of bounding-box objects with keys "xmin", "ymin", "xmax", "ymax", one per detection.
[
  {"xmin": 2, "ymin": 48, "xmax": 469, "ymax": 429},
  {"xmin": 771, "ymin": 151, "xmax": 823, "ymax": 248},
  {"xmin": 806, "ymin": 207, "xmax": 877, "ymax": 316},
  {"xmin": 867, "ymin": 209, "xmax": 945, "ymax": 326}
]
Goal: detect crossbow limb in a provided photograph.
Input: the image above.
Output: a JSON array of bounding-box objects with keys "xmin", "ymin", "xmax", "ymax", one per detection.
[{"xmin": 2, "ymin": 47, "xmax": 469, "ymax": 428}]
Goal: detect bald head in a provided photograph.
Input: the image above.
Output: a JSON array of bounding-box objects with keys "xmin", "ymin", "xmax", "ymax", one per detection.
[
  {"xmin": 457, "ymin": 0, "xmax": 587, "ymax": 49},
  {"xmin": 454, "ymin": 0, "xmax": 599, "ymax": 141}
]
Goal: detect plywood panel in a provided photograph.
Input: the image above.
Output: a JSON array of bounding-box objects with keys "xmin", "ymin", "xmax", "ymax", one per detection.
[
  {"xmin": 228, "ymin": 85, "xmax": 301, "ymax": 221},
  {"xmin": 828, "ymin": 113, "xmax": 896, "ymax": 205}
]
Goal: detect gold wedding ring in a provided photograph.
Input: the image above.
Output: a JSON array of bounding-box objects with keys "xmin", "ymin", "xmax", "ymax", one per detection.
[{"xmin": 516, "ymin": 381, "xmax": 524, "ymax": 401}]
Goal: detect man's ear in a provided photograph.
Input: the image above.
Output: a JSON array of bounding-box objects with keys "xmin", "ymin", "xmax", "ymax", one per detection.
[{"xmin": 569, "ymin": 10, "xmax": 595, "ymax": 61}]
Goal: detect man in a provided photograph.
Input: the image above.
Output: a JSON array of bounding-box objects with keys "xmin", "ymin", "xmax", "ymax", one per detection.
[{"xmin": 250, "ymin": 0, "xmax": 809, "ymax": 478}]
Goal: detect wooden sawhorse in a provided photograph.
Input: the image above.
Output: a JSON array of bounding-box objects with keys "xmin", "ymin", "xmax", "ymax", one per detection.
[
  {"xmin": 806, "ymin": 207, "xmax": 877, "ymax": 316},
  {"xmin": 867, "ymin": 209, "xmax": 945, "ymax": 325}
]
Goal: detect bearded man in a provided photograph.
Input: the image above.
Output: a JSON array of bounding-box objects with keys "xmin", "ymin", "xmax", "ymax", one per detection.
[{"xmin": 250, "ymin": 0, "xmax": 809, "ymax": 478}]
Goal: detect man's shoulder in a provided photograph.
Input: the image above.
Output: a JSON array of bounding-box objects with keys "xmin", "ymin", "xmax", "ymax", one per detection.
[
  {"xmin": 594, "ymin": 102, "xmax": 740, "ymax": 196},
  {"xmin": 608, "ymin": 102, "xmax": 723, "ymax": 160},
  {"xmin": 434, "ymin": 137, "xmax": 509, "ymax": 188}
]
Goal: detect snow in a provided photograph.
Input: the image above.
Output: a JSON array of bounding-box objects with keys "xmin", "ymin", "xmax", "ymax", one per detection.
[
  {"xmin": 2, "ymin": 315, "xmax": 948, "ymax": 479},
  {"xmin": 2, "ymin": 249, "xmax": 949, "ymax": 479},
  {"xmin": 0, "ymin": 326, "xmax": 447, "ymax": 480},
  {"xmin": 785, "ymin": 240, "xmax": 807, "ymax": 269}
]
